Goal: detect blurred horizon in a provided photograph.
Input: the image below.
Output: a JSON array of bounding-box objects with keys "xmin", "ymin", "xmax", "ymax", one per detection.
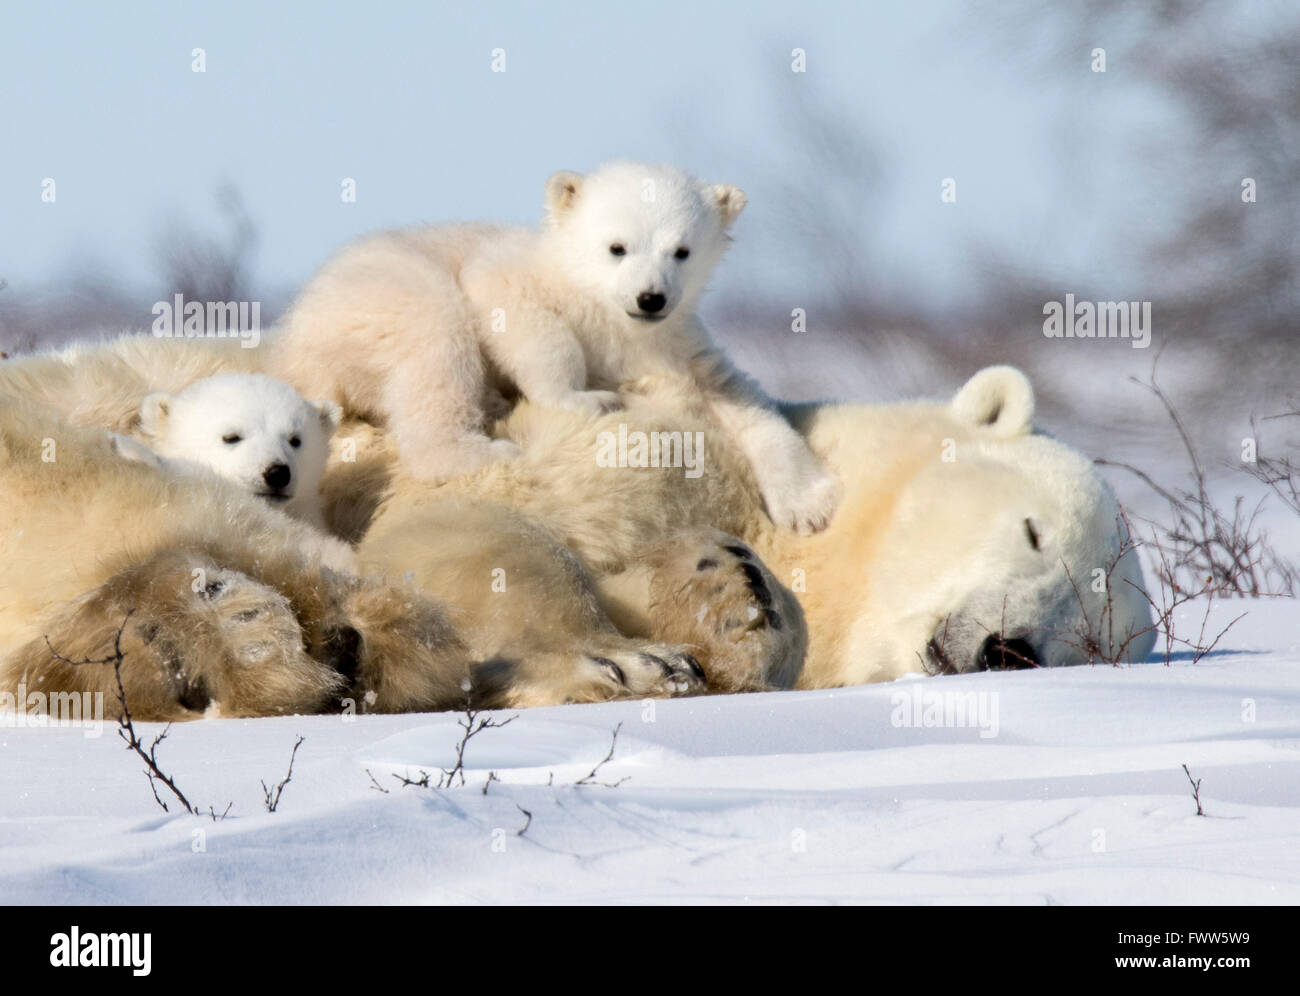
[{"xmin": 3, "ymin": 1, "xmax": 1293, "ymax": 307}]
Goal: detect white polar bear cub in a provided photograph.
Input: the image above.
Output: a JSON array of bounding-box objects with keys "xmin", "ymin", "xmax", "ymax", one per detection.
[
  {"xmin": 114, "ymin": 373, "xmax": 341, "ymax": 528},
  {"xmin": 271, "ymin": 161, "xmax": 841, "ymax": 533}
]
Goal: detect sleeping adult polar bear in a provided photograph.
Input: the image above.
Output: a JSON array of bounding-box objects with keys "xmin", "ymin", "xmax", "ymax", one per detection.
[{"xmin": 0, "ymin": 335, "xmax": 1156, "ymax": 719}]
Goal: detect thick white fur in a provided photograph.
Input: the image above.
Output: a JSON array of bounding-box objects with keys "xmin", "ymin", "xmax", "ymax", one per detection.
[
  {"xmin": 0, "ymin": 335, "xmax": 1157, "ymax": 720},
  {"xmin": 115, "ymin": 373, "xmax": 341, "ymax": 528},
  {"xmin": 779, "ymin": 367, "xmax": 1157, "ymax": 682},
  {"xmin": 270, "ymin": 161, "xmax": 841, "ymax": 533}
]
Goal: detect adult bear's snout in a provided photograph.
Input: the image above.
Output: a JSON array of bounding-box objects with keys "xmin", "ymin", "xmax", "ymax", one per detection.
[{"xmin": 978, "ymin": 634, "xmax": 1039, "ymax": 670}]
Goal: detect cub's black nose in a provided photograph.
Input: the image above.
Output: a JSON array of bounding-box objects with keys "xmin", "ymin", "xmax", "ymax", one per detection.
[
  {"xmin": 979, "ymin": 634, "xmax": 1039, "ymax": 670},
  {"xmin": 263, "ymin": 463, "xmax": 291, "ymax": 489},
  {"xmin": 636, "ymin": 292, "xmax": 666, "ymax": 314}
]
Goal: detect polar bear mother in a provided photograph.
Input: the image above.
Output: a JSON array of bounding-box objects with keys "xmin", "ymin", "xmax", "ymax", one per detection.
[{"xmin": 0, "ymin": 336, "xmax": 1156, "ymax": 719}]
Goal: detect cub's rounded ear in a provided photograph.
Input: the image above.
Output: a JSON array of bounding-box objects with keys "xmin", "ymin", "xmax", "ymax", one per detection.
[
  {"xmin": 544, "ymin": 170, "xmax": 584, "ymax": 217},
  {"xmin": 950, "ymin": 366, "xmax": 1035, "ymax": 438},
  {"xmin": 315, "ymin": 399, "xmax": 343, "ymax": 434},
  {"xmin": 110, "ymin": 432, "xmax": 164, "ymax": 470},
  {"xmin": 138, "ymin": 392, "xmax": 173, "ymax": 437},
  {"xmin": 709, "ymin": 184, "xmax": 747, "ymax": 227}
]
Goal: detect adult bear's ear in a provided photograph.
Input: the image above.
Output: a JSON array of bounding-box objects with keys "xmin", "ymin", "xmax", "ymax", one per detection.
[
  {"xmin": 544, "ymin": 170, "xmax": 583, "ymax": 217},
  {"xmin": 709, "ymin": 184, "xmax": 747, "ymax": 228},
  {"xmin": 950, "ymin": 366, "xmax": 1035, "ymax": 438},
  {"xmin": 138, "ymin": 392, "xmax": 172, "ymax": 438},
  {"xmin": 315, "ymin": 400, "xmax": 342, "ymax": 435}
]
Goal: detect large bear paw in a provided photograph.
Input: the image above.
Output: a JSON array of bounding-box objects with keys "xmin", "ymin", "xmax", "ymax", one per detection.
[
  {"xmin": 173, "ymin": 561, "xmax": 352, "ymax": 717},
  {"xmin": 644, "ymin": 528, "xmax": 808, "ymax": 691},
  {"xmin": 11, "ymin": 551, "xmax": 349, "ymax": 722},
  {"xmin": 468, "ymin": 637, "xmax": 706, "ymax": 709}
]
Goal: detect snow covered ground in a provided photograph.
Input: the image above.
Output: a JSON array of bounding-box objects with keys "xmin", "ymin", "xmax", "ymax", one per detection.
[
  {"xmin": 2, "ymin": 327, "xmax": 1295, "ymax": 905},
  {"xmin": 2, "ymin": 596, "xmax": 1296, "ymax": 905}
]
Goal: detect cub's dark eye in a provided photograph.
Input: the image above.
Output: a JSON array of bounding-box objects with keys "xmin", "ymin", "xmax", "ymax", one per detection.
[
  {"xmin": 674, "ymin": 247, "xmax": 690, "ymax": 260},
  {"xmin": 222, "ymin": 433, "xmax": 242, "ymax": 445},
  {"xmin": 1024, "ymin": 518, "xmax": 1041, "ymax": 551},
  {"xmin": 289, "ymin": 435, "xmax": 302, "ymax": 448},
  {"xmin": 609, "ymin": 244, "xmax": 626, "ymax": 257}
]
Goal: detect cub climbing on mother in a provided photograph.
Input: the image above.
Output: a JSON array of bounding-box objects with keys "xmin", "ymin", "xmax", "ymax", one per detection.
[{"xmin": 270, "ymin": 160, "xmax": 841, "ymax": 534}]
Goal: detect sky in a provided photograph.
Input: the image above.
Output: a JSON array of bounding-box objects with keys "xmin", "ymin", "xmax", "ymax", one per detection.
[{"xmin": 0, "ymin": 0, "xmax": 1272, "ymax": 314}]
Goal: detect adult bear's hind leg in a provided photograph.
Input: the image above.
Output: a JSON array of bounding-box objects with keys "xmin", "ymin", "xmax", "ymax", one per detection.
[
  {"xmin": 360, "ymin": 496, "xmax": 707, "ymax": 709},
  {"xmin": 5, "ymin": 550, "xmax": 347, "ymax": 722}
]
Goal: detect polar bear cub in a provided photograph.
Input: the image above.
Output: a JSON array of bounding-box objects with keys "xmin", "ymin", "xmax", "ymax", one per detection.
[
  {"xmin": 113, "ymin": 373, "xmax": 341, "ymax": 528},
  {"xmin": 271, "ymin": 161, "xmax": 840, "ymax": 533}
]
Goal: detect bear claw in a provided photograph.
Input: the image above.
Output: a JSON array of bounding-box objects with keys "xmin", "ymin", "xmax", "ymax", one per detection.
[{"xmin": 591, "ymin": 656, "xmax": 627, "ymax": 686}]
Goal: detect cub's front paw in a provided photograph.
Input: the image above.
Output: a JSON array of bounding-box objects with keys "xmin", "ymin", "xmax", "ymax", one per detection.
[
  {"xmin": 553, "ymin": 389, "xmax": 624, "ymax": 416},
  {"xmin": 762, "ymin": 462, "xmax": 841, "ymax": 535}
]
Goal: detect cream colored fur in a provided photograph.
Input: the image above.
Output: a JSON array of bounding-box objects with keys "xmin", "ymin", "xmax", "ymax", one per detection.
[
  {"xmin": 269, "ymin": 162, "xmax": 840, "ymax": 534},
  {"xmin": 0, "ymin": 337, "xmax": 1155, "ymax": 720}
]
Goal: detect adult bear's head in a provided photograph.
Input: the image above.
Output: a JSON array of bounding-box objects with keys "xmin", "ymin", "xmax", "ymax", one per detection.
[{"xmin": 795, "ymin": 366, "xmax": 1158, "ymax": 684}]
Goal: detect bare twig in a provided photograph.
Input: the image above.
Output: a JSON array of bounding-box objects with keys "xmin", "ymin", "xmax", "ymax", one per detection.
[
  {"xmin": 393, "ymin": 769, "xmax": 434, "ymax": 789},
  {"xmin": 919, "ymin": 614, "xmax": 955, "ymax": 675},
  {"xmin": 261, "ymin": 736, "xmax": 305, "ymax": 813},
  {"xmin": 1055, "ymin": 512, "xmax": 1160, "ymax": 666},
  {"xmin": 1096, "ymin": 355, "xmax": 1296, "ymax": 597},
  {"xmin": 47, "ymin": 612, "xmax": 198, "ymax": 816},
  {"xmin": 391, "ymin": 709, "xmax": 518, "ymax": 791},
  {"xmin": 445, "ymin": 710, "xmax": 516, "ymax": 788},
  {"xmin": 1181, "ymin": 763, "xmax": 1205, "ymax": 817},
  {"xmin": 47, "ymin": 612, "xmax": 241, "ymax": 818},
  {"xmin": 575, "ymin": 723, "xmax": 629, "ymax": 788}
]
